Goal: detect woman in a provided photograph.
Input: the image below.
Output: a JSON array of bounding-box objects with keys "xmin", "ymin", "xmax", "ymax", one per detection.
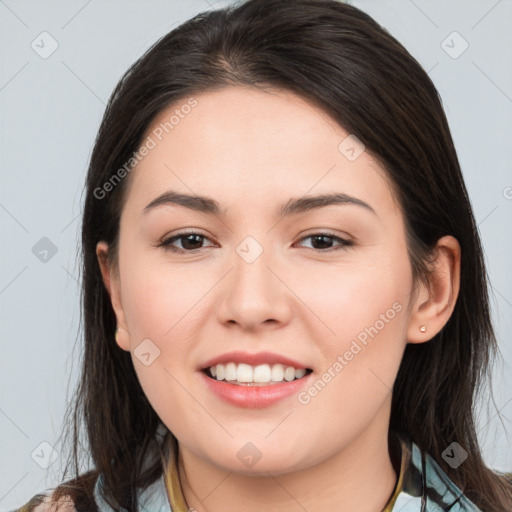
[{"xmin": 14, "ymin": 0, "xmax": 511, "ymax": 510}]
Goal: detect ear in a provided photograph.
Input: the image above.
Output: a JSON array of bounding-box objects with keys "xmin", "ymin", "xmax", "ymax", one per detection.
[
  {"xmin": 406, "ymin": 235, "xmax": 461, "ymax": 344},
  {"xmin": 96, "ymin": 241, "xmax": 131, "ymax": 351}
]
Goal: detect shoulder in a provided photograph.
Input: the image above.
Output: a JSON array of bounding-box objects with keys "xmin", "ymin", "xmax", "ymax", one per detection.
[
  {"xmin": 13, "ymin": 471, "xmax": 100, "ymax": 512},
  {"xmin": 10, "ymin": 492, "xmax": 77, "ymax": 512},
  {"xmin": 33, "ymin": 494, "xmax": 77, "ymax": 512}
]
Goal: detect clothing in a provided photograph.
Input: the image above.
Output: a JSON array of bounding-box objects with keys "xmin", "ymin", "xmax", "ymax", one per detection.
[
  {"xmin": 383, "ymin": 436, "xmax": 482, "ymax": 511},
  {"xmin": 11, "ymin": 435, "xmax": 489, "ymax": 511}
]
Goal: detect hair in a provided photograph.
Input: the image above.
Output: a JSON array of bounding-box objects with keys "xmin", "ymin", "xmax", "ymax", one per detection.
[{"xmin": 17, "ymin": 0, "xmax": 511, "ymax": 511}]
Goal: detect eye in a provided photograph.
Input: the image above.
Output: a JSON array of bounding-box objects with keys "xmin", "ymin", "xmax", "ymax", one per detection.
[
  {"xmin": 295, "ymin": 232, "xmax": 353, "ymax": 251},
  {"xmin": 159, "ymin": 231, "xmax": 215, "ymax": 253},
  {"xmin": 159, "ymin": 230, "xmax": 354, "ymax": 254}
]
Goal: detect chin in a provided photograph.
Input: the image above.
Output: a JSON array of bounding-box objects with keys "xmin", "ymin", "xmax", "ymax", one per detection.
[{"xmin": 207, "ymin": 447, "xmax": 310, "ymax": 476}]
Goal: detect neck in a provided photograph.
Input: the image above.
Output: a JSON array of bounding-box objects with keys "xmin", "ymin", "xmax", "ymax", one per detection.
[{"xmin": 176, "ymin": 418, "xmax": 398, "ymax": 512}]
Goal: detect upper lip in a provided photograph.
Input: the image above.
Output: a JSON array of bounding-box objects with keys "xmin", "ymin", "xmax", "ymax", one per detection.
[{"xmin": 200, "ymin": 351, "xmax": 310, "ymax": 370}]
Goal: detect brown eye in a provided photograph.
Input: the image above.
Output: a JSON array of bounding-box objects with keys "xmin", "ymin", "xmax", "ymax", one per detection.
[
  {"xmin": 296, "ymin": 232, "xmax": 353, "ymax": 251},
  {"xmin": 160, "ymin": 232, "xmax": 214, "ymax": 253}
]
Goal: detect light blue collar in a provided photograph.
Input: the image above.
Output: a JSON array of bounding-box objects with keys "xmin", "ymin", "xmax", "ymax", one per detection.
[{"xmin": 93, "ymin": 472, "xmax": 172, "ymax": 512}]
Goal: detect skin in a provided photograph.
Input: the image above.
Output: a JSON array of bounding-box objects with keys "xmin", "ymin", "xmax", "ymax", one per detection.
[{"xmin": 97, "ymin": 86, "xmax": 460, "ymax": 512}]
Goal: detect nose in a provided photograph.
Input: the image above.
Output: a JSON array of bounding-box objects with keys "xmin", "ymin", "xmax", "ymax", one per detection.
[{"xmin": 216, "ymin": 246, "xmax": 293, "ymax": 332}]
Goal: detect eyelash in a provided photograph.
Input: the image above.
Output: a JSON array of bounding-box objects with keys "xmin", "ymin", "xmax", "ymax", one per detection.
[{"xmin": 159, "ymin": 230, "xmax": 354, "ymax": 254}]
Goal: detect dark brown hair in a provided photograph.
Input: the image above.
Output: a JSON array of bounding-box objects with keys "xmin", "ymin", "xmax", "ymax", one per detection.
[{"xmin": 17, "ymin": 0, "xmax": 512, "ymax": 510}]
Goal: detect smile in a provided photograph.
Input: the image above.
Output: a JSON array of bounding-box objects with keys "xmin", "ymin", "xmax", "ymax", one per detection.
[
  {"xmin": 200, "ymin": 366, "xmax": 313, "ymax": 408},
  {"xmin": 206, "ymin": 362, "xmax": 312, "ymax": 384}
]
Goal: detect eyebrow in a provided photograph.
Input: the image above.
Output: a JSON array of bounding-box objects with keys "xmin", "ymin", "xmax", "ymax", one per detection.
[{"xmin": 142, "ymin": 190, "xmax": 377, "ymax": 218}]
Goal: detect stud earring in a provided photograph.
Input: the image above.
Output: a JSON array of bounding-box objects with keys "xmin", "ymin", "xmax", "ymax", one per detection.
[{"xmin": 419, "ymin": 325, "xmax": 427, "ymax": 333}]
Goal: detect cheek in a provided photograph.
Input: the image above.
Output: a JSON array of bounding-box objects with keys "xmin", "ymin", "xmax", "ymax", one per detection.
[
  {"xmin": 121, "ymin": 255, "xmax": 212, "ymax": 341},
  {"xmin": 120, "ymin": 272, "xmax": 202, "ymax": 435},
  {"xmin": 118, "ymin": 254, "xmax": 212, "ymax": 417},
  {"xmin": 294, "ymin": 254, "xmax": 411, "ymax": 345},
  {"xmin": 294, "ymin": 255, "xmax": 410, "ymax": 406},
  {"xmin": 292, "ymin": 285, "xmax": 408, "ymax": 454}
]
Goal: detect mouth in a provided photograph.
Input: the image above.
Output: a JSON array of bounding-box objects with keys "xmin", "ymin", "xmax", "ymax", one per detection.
[{"xmin": 201, "ymin": 363, "xmax": 314, "ymax": 386}]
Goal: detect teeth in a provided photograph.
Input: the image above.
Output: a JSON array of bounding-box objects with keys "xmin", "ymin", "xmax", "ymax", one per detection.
[
  {"xmin": 224, "ymin": 362, "xmax": 237, "ymax": 381},
  {"xmin": 253, "ymin": 364, "xmax": 271, "ymax": 383},
  {"xmin": 284, "ymin": 366, "xmax": 296, "ymax": 381},
  {"xmin": 271, "ymin": 364, "xmax": 284, "ymax": 381},
  {"xmin": 295, "ymin": 368, "xmax": 306, "ymax": 379},
  {"xmin": 237, "ymin": 363, "xmax": 253, "ymax": 383},
  {"xmin": 208, "ymin": 363, "xmax": 309, "ymax": 383}
]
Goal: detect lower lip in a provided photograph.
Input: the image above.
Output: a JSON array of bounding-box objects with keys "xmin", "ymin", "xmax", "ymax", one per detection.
[{"xmin": 200, "ymin": 371, "xmax": 312, "ymax": 408}]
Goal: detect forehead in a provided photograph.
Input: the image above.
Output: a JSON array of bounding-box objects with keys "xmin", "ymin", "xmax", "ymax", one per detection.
[{"xmin": 123, "ymin": 86, "xmax": 398, "ymax": 218}]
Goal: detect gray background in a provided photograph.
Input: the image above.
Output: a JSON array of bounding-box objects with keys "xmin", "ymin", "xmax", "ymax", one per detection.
[{"xmin": 1, "ymin": 0, "xmax": 511, "ymax": 509}]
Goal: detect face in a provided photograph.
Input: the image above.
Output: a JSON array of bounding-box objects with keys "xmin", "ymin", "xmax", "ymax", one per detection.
[{"xmin": 99, "ymin": 86, "xmax": 419, "ymax": 475}]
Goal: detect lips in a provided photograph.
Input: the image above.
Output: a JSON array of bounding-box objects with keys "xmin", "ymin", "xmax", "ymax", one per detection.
[
  {"xmin": 198, "ymin": 350, "xmax": 314, "ymax": 408},
  {"xmin": 200, "ymin": 369, "xmax": 313, "ymax": 408}
]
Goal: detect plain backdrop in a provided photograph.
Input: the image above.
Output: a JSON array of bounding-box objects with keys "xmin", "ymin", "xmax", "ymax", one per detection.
[{"xmin": 1, "ymin": 0, "xmax": 511, "ymax": 509}]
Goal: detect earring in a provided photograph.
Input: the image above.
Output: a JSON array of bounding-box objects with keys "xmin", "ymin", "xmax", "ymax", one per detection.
[{"xmin": 419, "ymin": 325, "xmax": 427, "ymax": 333}]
